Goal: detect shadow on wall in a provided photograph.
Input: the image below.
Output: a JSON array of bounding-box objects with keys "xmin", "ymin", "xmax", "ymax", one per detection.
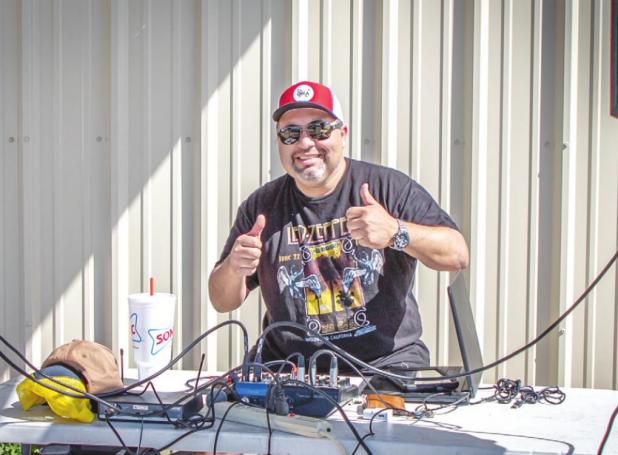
[{"xmin": 0, "ymin": 0, "xmax": 277, "ymax": 379}]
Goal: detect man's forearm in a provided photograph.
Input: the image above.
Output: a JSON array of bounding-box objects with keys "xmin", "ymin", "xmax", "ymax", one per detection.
[
  {"xmin": 403, "ymin": 222, "xmax": 469, "ymax": 272},
  {"xmin": 208, "ymin": 257, "xmax": 249, "ymax": 312}
]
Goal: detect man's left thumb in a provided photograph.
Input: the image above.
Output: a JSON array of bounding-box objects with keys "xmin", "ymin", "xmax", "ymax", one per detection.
[{"xmin": 360, "ymin": 183, "xmax": 379, "ymax": 206}]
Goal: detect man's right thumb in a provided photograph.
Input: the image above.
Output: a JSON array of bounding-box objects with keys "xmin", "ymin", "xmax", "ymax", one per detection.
[{"xmin": 247, "ymin": 214, "xmax": 266, "ymax": 237}]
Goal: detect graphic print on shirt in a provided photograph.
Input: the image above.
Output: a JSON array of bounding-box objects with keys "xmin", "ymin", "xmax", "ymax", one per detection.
[{"xmin": 276, "ymin": 216, "xmax": 384, "ymax": 341}]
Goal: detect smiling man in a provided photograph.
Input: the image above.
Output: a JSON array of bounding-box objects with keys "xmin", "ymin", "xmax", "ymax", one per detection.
[{"xmin": 208, "ymin": 81, "xmax": 469, "ymax": 374}]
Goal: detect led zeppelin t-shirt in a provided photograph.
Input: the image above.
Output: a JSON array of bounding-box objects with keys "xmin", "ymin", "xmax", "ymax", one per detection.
[{"xmin": 217, "ymin": 158, "xmax": 458, "ymax": 371}]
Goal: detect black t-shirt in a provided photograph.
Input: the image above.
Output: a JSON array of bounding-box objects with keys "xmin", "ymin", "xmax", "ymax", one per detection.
[{"xmin": 218, "ymin": 158, "xmax": 458, "ymax": 371}]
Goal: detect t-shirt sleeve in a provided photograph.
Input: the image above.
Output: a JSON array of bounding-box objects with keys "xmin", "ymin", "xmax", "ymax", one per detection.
[
  {"xmin": 395, "ymin": 181, "xmax": 459, "ymax": 230},
  {"xmin": 215, "ymin": 203, "xmax": 260, "ymax": 290}
]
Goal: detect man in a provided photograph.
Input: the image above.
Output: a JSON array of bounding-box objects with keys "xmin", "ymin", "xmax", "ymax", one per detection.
[{"xmin": 209, "ymin": 81, "xmax": 469, "ymax": 374}]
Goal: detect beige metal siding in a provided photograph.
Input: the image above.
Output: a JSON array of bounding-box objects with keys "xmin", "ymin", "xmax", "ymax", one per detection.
[{"xmin": 1, "ymin": 0, "xmax": 617, "ymax": 389}]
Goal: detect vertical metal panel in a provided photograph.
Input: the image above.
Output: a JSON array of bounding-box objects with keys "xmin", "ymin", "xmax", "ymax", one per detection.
[
  {"xmin": 21, "ymin": 0, "xmax": 46, "ymax": 368},
  {"xmin": 588, "ymin": 0, "xmax": 618, "ymax": 390},
  {"xmin": 259, "ymin": 0, "xmax": 273, "ymax": 351},
  {"xmin": 321, "ymin": 0, "xmax": 352, "ymax": 124},
  {"xmin": 268, "ymin": 0, "xmax": 291, "ymax": 179},
  {"xmin": 360, "ymin": 1, "xmax": 381, "ymax": 163},
  {"xmin": 171, "ymin": 0, "xmax": 198, "ymax": 365},
  {"xmin": 230, "ymin": 0, "xmax": 267, "ymax": 365},
  {"xmin": 0, "ymin": 0, "xmax": 23, "ymax": 382},
  {"xmin": 381, "ymin": 0, "xmax": 399, "ymax": 168},
  {"xmin": 470, "ymin": 0, "xmax": 494, "ymax": 382},
  {"xmin": 449, "ymin": 0, "xmax": 472, "ymax": 366},
  {"xmin": 438, "ymin": 0, "xmax": 455, "ymax": 366},
  {"xmin": 171, "ymin": 0, "xmax": 184, "ymax": 363},
  {"xmin": 201, "ymin": 0, "xmax": 236, "ymax": 371},
  {"xmin": 527, "ymin": 0, "xmax": 544, "ymax": 384},
  {"xmin": 1, "ymin": 0, "xmax": 617, "ymax": 390},
  {"xmin": 350, "ymin": 0, "xmax": 364, "ymax": 160},
  {"xmin": 201, "ymin": 0, "xmax": 224, "ymax": 372},
  {"xmin": 292, "ymin": 0, "xmax": 309, "ymax": 81},
  {"xmin": 481, "ymin": 0, "xmax": 505, "ymax": 383},
  {"xmin": 498, "ymin": 0, "xmax": 533, "ymax": 380},
  {"xmin": 110, "ymin": 0, "xmax": 130, "ymax": 362},
  {"xmin": 410, "ymin": 0, "xmax": 447, "ymax": 367},
  {"xmin": 560, "ymin": 0, "xmax": 593, "ymax": 388},
  {"xmin": 87, "ymin": 0, "xmax": 111, "ymax": 345}
]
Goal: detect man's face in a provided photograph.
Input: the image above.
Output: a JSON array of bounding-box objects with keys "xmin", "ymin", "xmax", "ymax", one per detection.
[{"xmin": 277, "ymin": 108, "xmax": 348, "ymax": 197}]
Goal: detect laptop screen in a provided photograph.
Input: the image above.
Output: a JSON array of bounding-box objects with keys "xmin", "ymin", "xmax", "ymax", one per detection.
[{"xmin": 448, "ymin": 273, "xmax": 484, "ymax": 398}]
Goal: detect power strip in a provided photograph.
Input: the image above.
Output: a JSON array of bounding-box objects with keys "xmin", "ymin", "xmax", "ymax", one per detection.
[{"xmin": 213, "ymin": 401, "xmax": 332, "ymax": 438}]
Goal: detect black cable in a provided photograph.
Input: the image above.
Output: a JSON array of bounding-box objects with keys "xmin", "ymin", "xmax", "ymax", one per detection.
[
  {"xmin": 536, "ymin": 387, "xmax": 566, "ymax": 405},
  {"xmin": 141, "ymin": 416, "xmax": 215, "ymax": 455},
  {"xmin": 284, "ymin": 378, "xmax": 373, "ymax": 455},
  {"xmin": 213, "ymin": 401, "xmax": 242, "ymax": 455},
  {"xmin": 130, "ymin": 380, "xmax": 186, "ymax": 427},
  {"xmin": 308, "ymin": 349, "xmax": 337, "ymax": 385},
  {"xmin": 494, "ymin": 378, "xmax": 522, "ymax": 404},
  {"xmin": 265, "ymin": 359, "xmax": 297, "ymax": 377},
  {"xmin": 103, "ymin": 411, "xmax": 136, "ymax": 455},
  {"xmin": 309, "ymin": 347, "xmax": 405, "ymax": 412},
  {"xmin": 147, "ymin": 415, "xmax": 215, "ymax": 454},
  {"xmin": 103, "ymin": 380, "xmax": 224, "ymax": 455},
  {"xmin": 282, "ymin": 352, "xmax": 304, "ymax": 369},
  {"xmin": 265, "ymin": 403, "xmax": 273, "ymax": 455},
  {"xmin": 0, "ymin": 319, "xmax": 249, "ymax": 400},
  {"xmin": 350, "ymin": 407, "xmax": 384, "ymax": 455},
  {"xmin": 351, "ymin": 405, "xmax": 423, "ymax": 455},
  {"xmin": 0, "ymin": 348, "xmax": 125, "ymax": 411},
  {"xmin": 136, "ymin": 417, "xmax": 144, "ymax": 455},
  {"xmin": 98, "ymin": 319, "xmax": 249, "ymax": 396},
  {"xmin": 241, "ymin": 362, "xmax": 281, "ymax": 385},
  {"xmin": 513, "ymin": 385, "xmax": 565, "ymax": 408},
  {"xmin": 184, "ymin": 374, "xmax": 219, "ymax": 392},
  {"xmin": 414, "ymin": 391, "xmax": 470, "ymax": 418},
  {"xmin": 0, "ymin": 319, "xmax": 249, "ymax": 419},
  {"xmin": 479, "ymin": 378, "xmax": 566, "ymax": 409},
  {"xmin": 598, "ymin": 404, "xmax": 618, "ymax": 454},
  {"xmin": 271, "ymin": 346, "xmax": 397, "ymax": 414},
  {"xmin": 141, "ymin": 382, "xmax": 238, "ymax": 455},
  {"xmin": 351, "ymin": 432, "xmax": 374, "ymax": 455},
  {"xmin": 5, "ymin": 346, "xmax": 239, "ymax": 420},
  {"xmin": 255, "ymin": 248, "xmax": 618, "ymax": 383}
]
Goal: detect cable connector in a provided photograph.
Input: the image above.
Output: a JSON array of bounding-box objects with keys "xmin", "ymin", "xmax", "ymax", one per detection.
[{"xmin": 267, "ymin": 384, "xmax": 289, "ymax": 416}]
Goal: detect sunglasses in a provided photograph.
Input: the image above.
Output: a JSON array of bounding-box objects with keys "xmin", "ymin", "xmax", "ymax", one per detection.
[{"xmin": 277, "ymin": 119, "xmax": 343, "ymax": 145}]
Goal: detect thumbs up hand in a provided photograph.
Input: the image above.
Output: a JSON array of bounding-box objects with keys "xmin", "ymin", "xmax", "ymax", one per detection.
[
  {"xmin": 346, "ymin": 183, "xmax": 399, "ymax": 249},
  {"xmin": 229, "ymin": 214, "xmax": 266, "ymax": 276}
]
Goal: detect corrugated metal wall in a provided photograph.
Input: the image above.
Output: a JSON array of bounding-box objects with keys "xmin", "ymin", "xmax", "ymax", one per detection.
[{"xmin": 1, "ymin": 0, "xmax": 617, "ymax": 390}]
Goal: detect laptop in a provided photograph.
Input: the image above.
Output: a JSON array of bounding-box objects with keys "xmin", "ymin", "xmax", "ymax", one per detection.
[{"xmin": 370, "ymin": 273, "xmax": 484, "ymax": 404}]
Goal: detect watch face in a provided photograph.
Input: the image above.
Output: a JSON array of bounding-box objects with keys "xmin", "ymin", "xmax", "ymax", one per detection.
[{"xmin": 391, "ymin": 221, "xmax": 410, "ymax": 250}]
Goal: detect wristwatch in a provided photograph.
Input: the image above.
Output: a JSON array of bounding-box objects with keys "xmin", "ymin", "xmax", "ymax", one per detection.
[{"xmin": 389, "ymin": 219, "xmax": 410, "ymax": 251}]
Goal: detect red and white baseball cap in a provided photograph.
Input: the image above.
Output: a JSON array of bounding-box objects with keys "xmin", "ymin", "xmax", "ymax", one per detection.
[{"xmin": 273, "ymin": 81, "xmax": 345, "ymax": 122}]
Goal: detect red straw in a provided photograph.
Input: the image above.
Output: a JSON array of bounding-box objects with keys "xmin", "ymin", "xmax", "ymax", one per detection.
[{"xmin": 149, "ymin": 277, "xmax": 154, "ymax": 296}]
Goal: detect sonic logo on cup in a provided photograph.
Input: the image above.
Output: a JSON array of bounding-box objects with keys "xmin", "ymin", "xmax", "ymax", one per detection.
[
  {"xmin": 148, "ymin": 327, "xmax": 174, "ymax": 355},
  {"xmin": 130, "ymin": 313, "xmax": 142, "ymax": 342}
]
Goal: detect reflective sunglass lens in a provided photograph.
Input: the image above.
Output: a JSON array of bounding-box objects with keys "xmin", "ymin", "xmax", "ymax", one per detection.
[
  {"xmin": 278, "ymin": 126, "xmax": 301, "ymax": 144},
  {"xmin": 277, "ymin": 120, "xmax": 341, "ymax": 144},
  {"xmin": 307, "ymin": 121, "xmax": 331, "ymax": 140}
]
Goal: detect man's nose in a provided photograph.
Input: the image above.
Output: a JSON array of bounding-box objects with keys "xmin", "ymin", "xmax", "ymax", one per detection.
[{"xmin": 297, "ymin": 130, "xmax": 316, "ymax": 148}]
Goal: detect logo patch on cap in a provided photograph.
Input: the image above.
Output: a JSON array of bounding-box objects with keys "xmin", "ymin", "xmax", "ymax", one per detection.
[{"xmin": 293, "ymin": 84, "xmax": 314, "ymax": 102}]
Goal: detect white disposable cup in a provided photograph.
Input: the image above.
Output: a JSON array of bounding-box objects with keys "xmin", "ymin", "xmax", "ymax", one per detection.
[{"xmin": 128, "ymin": 293, "xmax": 176, "ymax": 379}]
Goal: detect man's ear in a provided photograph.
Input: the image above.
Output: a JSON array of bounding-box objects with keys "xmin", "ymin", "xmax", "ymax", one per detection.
[{"xmin": 341, "ymin": 125, "xmax": 349, "ymax": 144}]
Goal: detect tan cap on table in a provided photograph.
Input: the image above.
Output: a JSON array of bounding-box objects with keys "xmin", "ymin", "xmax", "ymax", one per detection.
[{"xmin": 42, "ymin": 339, "xmax": 124, "ymax": 394}]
